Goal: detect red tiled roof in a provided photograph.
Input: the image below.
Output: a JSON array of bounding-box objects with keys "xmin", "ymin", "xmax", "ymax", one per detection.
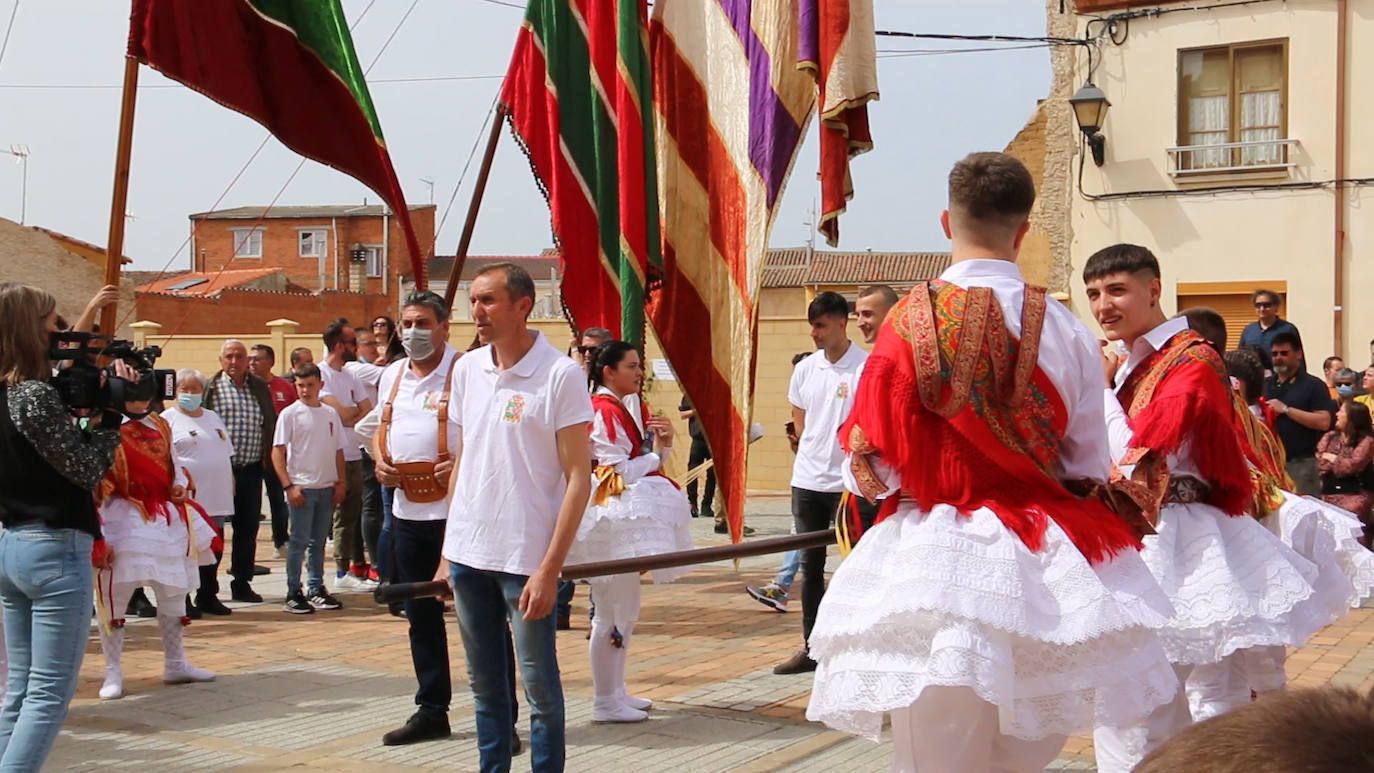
[
  {"xmin": 137, "ymin": 268, "xmax": 286, "ymax": 296},
  {"xmin": 762, "ymin": 248, "xmax": 950, "ymax": 288}
]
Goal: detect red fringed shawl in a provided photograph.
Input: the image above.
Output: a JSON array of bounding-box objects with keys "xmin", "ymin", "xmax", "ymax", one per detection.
[
  {"xmin": 100, "ymin": 414, "xmax": 215, "ymax": 531},
  {"xmin": 1114, "ymin": 330, "xmax": 1254, "ymax": 517},
  {"xmin": 589, "ymin": 392, "xmax": 678, "ymax": 488},
  {"xmin": 841, "ymin": 280, "xmax": 1143, "ymax": 564}
]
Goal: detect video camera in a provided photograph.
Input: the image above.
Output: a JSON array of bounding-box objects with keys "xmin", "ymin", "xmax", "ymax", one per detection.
[{"xmin": 48, "ymin": 332, "xmax": 176, "ymax": 417}]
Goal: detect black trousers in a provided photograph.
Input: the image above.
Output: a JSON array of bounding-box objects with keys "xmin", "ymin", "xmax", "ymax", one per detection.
[
  {"xmin": 264, "ymin": 473, "xmax": 290, "ymax": 548},
  {"xmin": 229, "ymin": 462, "xmax": 263, "ymax": 587},
  {"xmin": 393, "ymin": 517, "xmax": 516, "ymax": 722},
  {"xmin": 686, "ymin": 434, "xmax": 716, "ymax": 514},
  {"xmin": 359, "ymin": 451, "xmax": 383, "ymax": 567},
  {"xmin": 792, "ymin": 486, "xmax": 842, "ymax": 644}
]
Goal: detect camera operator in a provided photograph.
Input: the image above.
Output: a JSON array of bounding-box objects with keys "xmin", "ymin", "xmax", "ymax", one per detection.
[{"xmin": 0, "ymin": 283, "xmax": 137, "ymax": 771}]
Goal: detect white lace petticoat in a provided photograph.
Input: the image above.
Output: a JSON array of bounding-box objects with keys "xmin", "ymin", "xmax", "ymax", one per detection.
[
  {"xmin": 1275, "ymin": 493, "xmax": 1374, "ymax": 617},
  {"xmin": 101, "ymin": 497, "xmax": 218, "ymax": 590},
  {"xmin": 1141, "ymin": 502, "xmax": 1321, "ymax": 665},
  {"xmin": 805, "ymin": 502, "xmax": 1179, "ymax": 741},
  {"xmin": 567, "ymin": 475, "xmax": 695, "ymax": 584}
]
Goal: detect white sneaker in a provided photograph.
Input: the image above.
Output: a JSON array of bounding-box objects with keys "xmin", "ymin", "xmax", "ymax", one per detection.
[
  {"xmin": 335, "ymin": 574, "xmax": 364, "ymax": 591},
  {"xmin": 164, "ymin": 662, "xmax": 216, "ymax": 684},
  {"xmin": 592, "ymin": 699, "xmax": 648, "ymax": 723},
  {"xmin": 621, "ymin": 691, "xmax": 652, "ymax": 711},
  {"xmin": 356, "ymin": 576, "xmax": 379, "ymax": 591}
]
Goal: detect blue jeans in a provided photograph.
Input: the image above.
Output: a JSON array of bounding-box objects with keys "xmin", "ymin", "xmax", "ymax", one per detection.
[
  {"xmin": 773, "ymin": 549, "xmax": 800, "ymax": 590},
  {"xmin": 286, "ymin": 487, "xmax": 333, "ymax": 596},
  {"xmin": 450, "ymin": 563, "xmax": 564, "ymax": 773},
  {"xmin": 0, "ymin": 525, "xmax": 95, "ymax": 772},
  {"xmin": 376, "ymin": 486, "xmax": 395, "ymax": 581}
]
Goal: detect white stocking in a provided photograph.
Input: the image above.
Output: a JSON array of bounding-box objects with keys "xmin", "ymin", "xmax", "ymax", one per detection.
[
  {"xmin": 98, "ymin": 625, "xmax": 125, "ymax": 700},
  {"xmin": 152, "ymin": 583, "xmax": 214, "ymax": 684},
  {"xmin": 588, "ymin": 574, "xmax": 645, "ymax": 722}
]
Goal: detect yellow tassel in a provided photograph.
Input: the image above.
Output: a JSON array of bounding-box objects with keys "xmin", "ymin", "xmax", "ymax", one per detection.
[{"xmin": 835, "ymin": 491, "xmax": 854, "ymax": 559}]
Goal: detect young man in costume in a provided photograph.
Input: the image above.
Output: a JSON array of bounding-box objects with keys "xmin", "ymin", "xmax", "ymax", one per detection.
[
  {"xmin": 1085, "ymin": 244, "xmax": 1322, "ymax": 771},
  {"xmin": 806, "ymin": 153, "xmax": 1177, "ymax": 772}
]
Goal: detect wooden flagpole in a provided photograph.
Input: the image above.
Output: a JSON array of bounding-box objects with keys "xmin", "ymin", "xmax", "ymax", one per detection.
[
  {"xmin": 442, "ymin": 106, "xmax": 506, "ymax": 312},
  {"xmin": 100, "ymin": 56, "xmax": 140, "ymax": 336}
]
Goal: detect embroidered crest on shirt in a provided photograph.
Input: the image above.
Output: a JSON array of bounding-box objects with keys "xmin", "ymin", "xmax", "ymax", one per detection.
[
  {"xmin": 835, "ymin": 381, "xmax": 849, "ymax": 400},
  {"xmin": 422, "ymin": 390, "xmax": 441, "ymax": 412},
  {"xmin": 503, "ymin": 395, "xmax": 526, "ymax": 423}
]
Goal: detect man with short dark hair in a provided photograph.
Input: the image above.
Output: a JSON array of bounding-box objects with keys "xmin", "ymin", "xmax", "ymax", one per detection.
[
  {"xmin": 855, "ymin": 284, "xmax": 899, "ymax": 345},
  {"xmin": 443, "ymin": 261, "xmax": 592, "ymax": 771},
  {"xmin": 772, "ymin": 290, "xmax": 867, "ymax": 675},
  {"xmin": 1264, "ymin": 331, "xmax": 1335, "ymax": 495},
  {"xmin": 1238, "ymin": 289, "xmax": 1298, "ymax": 371},
  {"xmin": 318, "ymin": 318, "xmax": 376, "ymax": 590},
  {"xmin": 250, "ymin": 344, "xmax": 296, "ymax": 557},
  {"xmin": 1323, "ymin": 355, "xmax": 1347, "ymax": 400}
]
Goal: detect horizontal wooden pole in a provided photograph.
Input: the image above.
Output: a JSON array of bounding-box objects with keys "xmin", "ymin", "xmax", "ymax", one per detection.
[
  {"xmin": 560, "ymin": 529, "xmax": 836, "ymax": 581},
  {"xmin": 371, "ymin": 530, "xmax": 838, "ymax": 603}
]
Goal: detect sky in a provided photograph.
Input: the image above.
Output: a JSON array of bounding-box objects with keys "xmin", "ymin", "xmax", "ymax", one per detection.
[{"xmin": 0, "ymin": 0, "xmax": 1052, "ymax": 274}]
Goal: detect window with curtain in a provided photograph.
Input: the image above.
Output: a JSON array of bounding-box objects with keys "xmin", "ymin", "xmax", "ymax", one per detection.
[{"xmin": 1178, "ymin": 42, "xmax": 1286, "ymax": 171}]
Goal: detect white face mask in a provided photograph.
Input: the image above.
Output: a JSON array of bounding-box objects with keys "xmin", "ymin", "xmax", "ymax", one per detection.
[{"xmin": 401, "ymin": 327, "xmax": 436, "ymax": 361}]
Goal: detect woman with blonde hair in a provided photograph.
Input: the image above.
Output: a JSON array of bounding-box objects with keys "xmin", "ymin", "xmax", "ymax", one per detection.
[{"xmin": 0, "ymin": 283, "xmax": 134, "ymax": 769}]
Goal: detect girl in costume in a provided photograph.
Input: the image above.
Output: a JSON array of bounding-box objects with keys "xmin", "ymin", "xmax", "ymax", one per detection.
[
  {"xmin": 567, "ymin": 341, "xmax": 694, "ymax": 723},
  {"xmin": 96, "ymin": 399, "xmax": 220, "ymax": 700}
]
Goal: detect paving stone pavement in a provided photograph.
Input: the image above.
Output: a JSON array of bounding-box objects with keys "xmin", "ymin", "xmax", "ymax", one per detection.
[{"xmin": 44, "ymin": 495, "xmax": 1374, "ymax": 771}]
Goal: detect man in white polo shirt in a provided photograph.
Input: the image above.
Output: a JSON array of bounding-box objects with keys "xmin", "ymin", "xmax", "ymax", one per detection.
[
  {"xmin": 773, "ymin": 291, "xmax": 868, "ymax": 676},
  {"xmin": 318, "ymin": 318, "xmax": 375, "ymax": 590},
  {"xmin": 443, "ymin": 262, "xmax": 593, "ymax": 772}
]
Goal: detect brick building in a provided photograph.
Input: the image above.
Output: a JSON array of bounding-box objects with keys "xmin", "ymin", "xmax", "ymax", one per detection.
[
  {"xmin": 0, "ymin": 218, "xmax": 137, "ymax": 338},
  {"xmin": 188, "ymin": 204, "xmax": 436, "ymax": 299}
]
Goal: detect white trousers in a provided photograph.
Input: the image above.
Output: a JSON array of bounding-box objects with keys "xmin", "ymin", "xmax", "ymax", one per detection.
[
  {"xmin": 889, "ymin": 686, "xmax": 1066, "ymax": 773},
  {"xmin": 1093, "ymin": 663, "xmax": 1192, "ymax": 773},
  {"xmin": 1186, "ymin": 652, "xmax": 1251, "ymax": 722},
  {"xmin": 589, "ymin": 574, "xmax": 641, "ymax": 702}
]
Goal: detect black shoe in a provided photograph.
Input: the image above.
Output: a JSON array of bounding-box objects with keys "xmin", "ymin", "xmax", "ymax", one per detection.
[
  {"xmin": 690, "ymin": 506, "xmax": 699, "ymax": 518},
  {"xmin": 284, "ymin": 592, "xmax": 315, "ymax": 615},
  {"xmin": 126, "ymin": 588, "xmax": 157, "ymax": 618},
  {"xmin": 196, "ymin": 593, "xmax": 233, "ymax": 616},
  {"xmin": 308, "ymin": 589, "xmax": 343, "ymax": 610},
  {"xmin": 388, "ymin": 602, "xmax": 406, "ymax": 618},
  {"xmin": 253, "ymin": 564, "xmax": 271, "ymax": 576},
  {"xmin": 185, "ymin": 597, "xmax": 202, "ymax": 620},
  {"xmin": 773, "ymin": 649, "xmax": 817, "ymax": 675},
  {"xmin": 512, "ymin": 730, "xmax": 523, "ymax": 755},
  {"xmin": 713, "ymin": 521, "xmax": 728, "ymax": 534},
  {"xmin": 382, "ymin": 711, "xmax": 451, "ymax": 746},
  {"xmin": 229, "ymin": 583, "xmax": 263, "ymax": 603}
]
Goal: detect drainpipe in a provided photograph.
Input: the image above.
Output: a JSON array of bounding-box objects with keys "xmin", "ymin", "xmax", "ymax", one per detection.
[
  {"xmin": 327, "ymin": 217, "xmax": 337, "ymax": 291},
  {"xmin": 1333, "ymin": 0, "xmax": 1348, "ymax": 356},
  {"xmin": 382, "ymin": 207, "xmax": 390, "ymax": 298}
]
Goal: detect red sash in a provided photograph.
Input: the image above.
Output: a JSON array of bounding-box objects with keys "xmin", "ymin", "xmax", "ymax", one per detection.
[
  {"xmin": 1113, "ymin": 330, "xmax": 1253, "ymax": 516},
  {"xmin": 590, "ymin": 393, "xmax": 678, "ymax": 488},
  {"xmin": 842, "ymin": 280, "xmax": 1143, "ymax": 564},
  {"xmin": 100, "ymin": 414, "xmax": 217, "ymax": 534}
]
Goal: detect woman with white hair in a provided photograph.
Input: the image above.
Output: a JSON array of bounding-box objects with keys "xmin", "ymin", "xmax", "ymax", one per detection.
[{"xmin": 164, "ymin": 368, "xmax": 236, "ymax": 618}]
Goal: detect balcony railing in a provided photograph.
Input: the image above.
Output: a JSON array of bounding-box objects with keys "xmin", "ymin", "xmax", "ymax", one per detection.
[{"xmin": 1167, "ymin": 138, "xmax": 1298, "ymax": 176}]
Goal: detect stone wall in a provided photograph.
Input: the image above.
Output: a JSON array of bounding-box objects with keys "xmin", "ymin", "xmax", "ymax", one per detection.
[{"xmin": 0, "ymin": 217, "xmax": 136, "ymax": 338}]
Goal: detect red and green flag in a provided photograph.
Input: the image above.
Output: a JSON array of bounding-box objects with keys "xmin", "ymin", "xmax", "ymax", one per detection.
[
  {"xmin": 128, "ymin": 0, "xmax": 427, "ymax": 287},
  {"xmin": 500, "ymin": 0, "xmax": 661, "ymax": 347}
]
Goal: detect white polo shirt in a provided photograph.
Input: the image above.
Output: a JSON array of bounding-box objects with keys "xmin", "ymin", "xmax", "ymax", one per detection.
[
  {"xmin": 377, "ymin": 347, "xmax": 462, "ymax": 522},
  {"xmin": 164, "ymin": 408, "xmax": 236, "ymax": 517},
  {"xmin": 319, "ymin": 360, "xmax": 368, "ymax": 462},
  {"xmin": 346, "ymin": 359, "xmax": 385, "ymax": 407},
  {"xmin": 789, "ymin": 342, "xmax": 867, "ymax": 492},
  {"xmin": 442, "ymin": 331, "xmax": 594, "ymax": 576},
  {"xmin": 272, "ymin": 400, "xmax": 347, "ymax": 488}
]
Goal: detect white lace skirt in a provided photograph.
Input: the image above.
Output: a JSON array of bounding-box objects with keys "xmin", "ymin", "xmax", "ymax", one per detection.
[
  {"xmin": 805, "ymin": 502, "xmax": 1179, "ymax": 742},
  {"xmin": 567, "ymin": 476, "xmax": 695, "ymax": 585},
  {"xmin": 1141, "ymin": 502, "xmax": 1321, "ymax": 665},
  {"xmin": 1273, "ymin": 493, "xmax": 1374, "ymax": 618},
  {"xmin": 101, "ymin": 498, "xmax": 218, "ymax": 591}
]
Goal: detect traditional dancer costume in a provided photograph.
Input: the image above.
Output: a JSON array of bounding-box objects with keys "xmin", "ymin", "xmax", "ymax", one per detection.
[
  {"xmin": 96, "ymin": 413, "xmax": 219, "ymax": 700},
  {"xmin": 1093, "ymin": 318, "xmax": 1322, "ymax": 771},
  {"xmin": 566, "ymin": 387, "xmax": 693, "ymax": 723},
  {"xmin": 806, "ymin": 260, "xmax": 1177, "ymax": 772},
  {"xmin": 1191, "ymin": 396, "xmax": 1374, "ymax": 716}
]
